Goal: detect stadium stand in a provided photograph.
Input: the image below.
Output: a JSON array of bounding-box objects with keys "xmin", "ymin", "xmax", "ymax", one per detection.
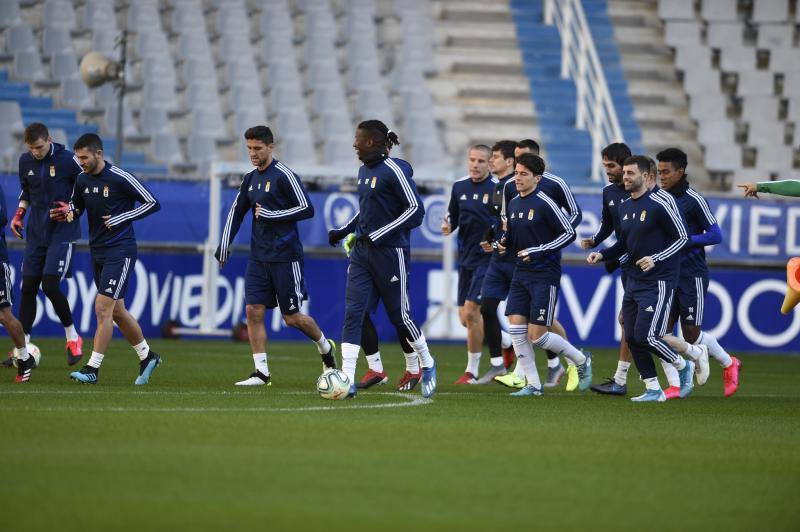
[{"xmin": 658, "ymin": 0, "xmax": 800, "ymax": 186}]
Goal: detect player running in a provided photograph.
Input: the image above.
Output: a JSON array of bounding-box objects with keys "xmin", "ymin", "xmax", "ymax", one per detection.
[
  {"xmin": 50, "ymin": 134, "xmax": 162, "ymax": 385},
  {"xmin": 656, "ymin": 148, "xmax": 740, "ymax": 397},
  {"xmin": 216, "ymin": 126, "xmax": 337, "ymax": 386},
  {"xmin": 499, "ymin": 153, "xmax": 592, "ymax": 397},
  {"xmin": 442, "ymin": 145, "xmax": 497, "ymax": 383},
  {"xmin": 0, "ymin": 181, "xmax": 34, "ymax": 382},
  {"xmin": 12, "ymin": 123, "xmax": 83, "ymax": 365},
  {"xmin": 580, "ymin": 142, "xmax": 635, "ymax": 395},
  {"xmin": 587, "ymin": 155, "xmax": 699, "ymax": 402},
  {"xmin": 330, "ymin": 120, "xmax": 437, "ymax": 398}
]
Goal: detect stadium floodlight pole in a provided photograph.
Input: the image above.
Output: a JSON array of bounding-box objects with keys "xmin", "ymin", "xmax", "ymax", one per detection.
[{"xmin": 114, "ymin": 29, "xmax": 127, "ymax": 165}]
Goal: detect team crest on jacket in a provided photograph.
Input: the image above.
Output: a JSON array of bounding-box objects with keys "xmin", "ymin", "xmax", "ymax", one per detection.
[
  {"xmin": 371, "ymin": 176, "xmax": 377, "ymax": 189},
  {"xmin": 482, "ymin": 193, "xmax": 489, "ymax": 204},
  {"xmin": 49, "ymin": 165, "xmax": 56, "ymax": 177},
  {"xmin": 640, "ymin": 210, "xmax": 647, "ymax": 221},
  {"xmin": 527, "ymin": 208, "xmax": 534, "ymax": 220},
  {"xmin": 265, "ymin": 181, "xmax": 271, "ymax": 192},
  {"xmin": 103, "ymin": 185, "xmax": 109, "ymax": 197}
]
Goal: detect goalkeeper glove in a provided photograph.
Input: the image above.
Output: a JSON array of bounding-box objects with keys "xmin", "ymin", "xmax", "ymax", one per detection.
[
  {"xmin": 343, "ymin": 233, "xmax": 356, "ymax": 257},
  {"xmin": 10, "ymin": 207, "xmax": 25, "ymax": 239},
  {"xmin": 49, "ymin": 201, "xmax": 74, "ymax": 223}
]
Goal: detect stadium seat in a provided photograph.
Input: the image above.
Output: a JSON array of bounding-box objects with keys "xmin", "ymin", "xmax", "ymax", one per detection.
[
  {"xmin": 234, "ymin": 109, "xmax": 266, "ymax": 136},
  {"xmin": 103, "ymin": 102, "xmax": 139, "ymax": 137},
  {"xmin": 50, "ymin": 127, "xmax": 68, "ymax": 146},
  {"xmin": 59, "ymin": 77, "xmax": 92, "ymax": 109},
  {"xmin": 92, "ymin": 83, "xmax": 116, "ymax": 108},
  {"xmin": 186, "ymin": 133, "xmax": 218, "ymax": 169},
  {"xmin": 689, "ymin": 94, "xmax": 728, "ymax": 120},
  {"xmin": 142, "ymin": 79, "xmax": 179, "ymax": 111},
  {"xmin": 150, "ymin": 132, "xmax": 185, "ymax": 165},
  {"xmin": 43, "ymin": 0, "xmax": 77, "ymax": 30},
  {"xmin": 13, "ymin": 49, "xmax": 46, "ymax": 82},
  {"xmin": 127, "ymin": 1, "xmax": 162, "ymax": 31},
  {"xmin": 0, "ymin": 101, "xmax": 24, "ymax": 134},
  {"xmin": 720, "ymin": 47, "xmax": 757, "ymax": 72},
  {"xmin": 191, "ymin": 108, "xmax": 227, "ymax": 140},
  {"xmin": 664, "ymin": 20, "xmax": 703, "ymax": 47},
  {"xmin": 741, "ymin": 96, "xmax": 780, "ymax": 122},
  {"xmin": 752, "ymin": 0, "xmax": 789, "ymax": 23},
  {"xmin": 704, "ymin": 143, "xmax": 742, "ymax": 172},
  {"xmin": 323, "ymin": 137, "xmax": 357, "ymax": 166},
  {"xmin": 683, "ymin": 68, "xmax": 721, "ymax": 94},
  {"xmin": 5, "ymin": 24, "xmax": 36, "ymax": 53},
  {"xmin": 757, "ymin": 24, "xmax": 794, "ymax": 49},
  {"xmin": 0, "ymin": 0, "xmax": 22, "ymax": 28},
  {"xmin": 787, "ymin": 98, "xmax": 800, "ymax": 123},
  {"xmin": 658, "ymin": 0, "xmax": 695, "ymax": 20},
  {"xmin": 139, "ymin": 106, "xmax": 172, "ymax": 136},
  {"xmin": 142, "ymin": 57, "xmax": 177, "ymax": 88},
  {"xmin": 674, "ymin": 45, "xmax": 712, "ymax": 72},
  {"xmin": 698, "ymin": 119, "xmax": 736, "ymax": 144},
  {"xmin": 83, "ymin": 0, "xmax": 117, "ymax": 30},
  {"xmin": 706, "ymin": 22, "xmax": 744, "ymax": 49},
  {"xmin": 91, "ymin": 28, "xmax": 121, "ymax": 57},
  {"xmin": 701, "ymin": 0, "xmax": 739, "ymax": 22},
  {"xmin": 278, "ymin": 134, "xmax": 315, "ymax": 165},
  {"xmin": 51, "ymin": 50, "xmax": 79, "ymax": 81},
  {"xmin": 737, "ymin": 70, "xmax": 776, "ymax": 96},
  {"xmin": 756, "ymin": 143, "xmax": 794, "ymax": 172},
  {"xmin": 747, "ymin": 120, "xmax": 786, "ymax": 145},
  {"xmin": 42, "ymin": 28, "xmax": 76, "ymax": 59},
  {"xmin": 769, "ymin": 48, "xmax": 800, "ymax": 74}
]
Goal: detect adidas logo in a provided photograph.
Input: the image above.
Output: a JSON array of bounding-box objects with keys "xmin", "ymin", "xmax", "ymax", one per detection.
[
  {"xmin": 645, "ymin": 306, "xmax": 654, "ymax": 312},
  {"xmin": 390, "ymin": 275, "xmax": 399, "ymax": 283},
  {"xmin": 288, "ymin": 304, "xmax": 296, "ymax": 310},
  {"xmin": 105, "ymin": 287, "xmax": 113, "ymax": 293},
  {"xmin": 609, "ymin": 200, "xmax": 615, "ymax": 206},
  {"xmin": 459, "ymin": 194, "xmax": 467, "ymax": 200},
  {"xmin": 686, "ymin": 315, "xmax": 694, "ymax": 321},
  {"xmin": 84, "ymin": 187, "xmax": 89, "ymax": 193},
  {"xmin": 537, "ymin": 316, "xmax": 545, "ymax": 321},
  {"xmin": 623, "ymin": 214, "xmax": 628, "ymax": 220},
  {"xmin": 27, "ymin": 170, "xmax": 34, "ymax": 176}
]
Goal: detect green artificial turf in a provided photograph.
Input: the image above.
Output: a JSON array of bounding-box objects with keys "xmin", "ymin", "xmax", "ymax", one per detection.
[{"xmin": 1, "ymin": 339, "xmax": 798, "ymax": 532}]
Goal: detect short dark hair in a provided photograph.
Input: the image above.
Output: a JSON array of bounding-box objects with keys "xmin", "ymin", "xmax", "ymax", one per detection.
[
  {"xmin": 23, "ymin": 122, "xmax": 49, "ymax": 144},
  {"xmin": 73, "ymin": 133, "xmax": 104, "ymax": 153},
  {"xmin": 516, "ymin": 139, "xmax": 540, "ymax": 155},
  {"xmin": 357, "ymin": 119, "xmax": 400, "ymax": 150},
  {"xmin": 656, "ymin": 147, "xmax": 688, "ymax": 172},
  {"xmin": 601, "ymin": 142, "xmax": 631, "ymax": 166},
  {"xmin": 516, "ymin": 153, "xmax": 545, "ymax": 176},
  {"xmin": 623, "ymin": 155, "xmax": 651, "ymax": 175},
  {"xmin": 244, "ymin": 125, "xmax": 274, "ymax": 145},
  {"xmin": 492, "ymin": 140, "xmax": 517, "ymax": 160}
]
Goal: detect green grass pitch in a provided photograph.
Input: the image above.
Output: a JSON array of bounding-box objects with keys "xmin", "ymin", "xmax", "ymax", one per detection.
[{"xmin": 1, "ymin": 339, "xmax": 798, "ymax": 532}]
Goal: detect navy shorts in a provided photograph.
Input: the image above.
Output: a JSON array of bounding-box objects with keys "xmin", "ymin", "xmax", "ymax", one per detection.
[
  {"xmin": 93, "ymin": 255, "xmax": 135, "ymax": 301},
  {"xmin": 0, "ymin": 262, "xmax": 13, "ymax": 309},
  {"xmin": 671, "ymin": 274, "xmax": 709, "ymax": 327},
  {"xmin": 457, "ymin": 264, "xmax": 487, "ymax": 306},
  {"xmin": 505, "ymin": 273, "xmax": 559, "ymax": 326},
  {"xmin": 22, "ymin": 241, "xmax": 74, "ymax": 279},
  {"xmin": 481, "ymin": 260, "xmax": 515, "ymax": 301},
  {"xmin": 245, "ymin": 259, "xmax": 307, "ymax": 315}
]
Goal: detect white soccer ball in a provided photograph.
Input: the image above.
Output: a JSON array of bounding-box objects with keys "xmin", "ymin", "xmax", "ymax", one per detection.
[
  {"xmin": 316, "ymin": 369, "xmax": 351, "ymax": 400},
  {"xmin": 12, "ymin": 343, "xmax": 41, "ymax": 368}
]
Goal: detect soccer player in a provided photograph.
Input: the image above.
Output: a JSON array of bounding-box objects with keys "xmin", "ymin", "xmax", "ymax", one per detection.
[
  {"xmin": 587, "ymin": 155, "xmax": 699, "ymax": 402},
  {"xmin": 442, "ymin": 145, "xmax": 497, "ymax": 384},
  {"xmin": 0, "ymin": 181, "xmax": 34, "ymax": 382},
  {"xmin": 495, "ymin": 139, "xmax": 583, "ymax": 390},
  {"xmin": 13, "ymin": 122, "xmax": 83, "ymax": 365},
  {"xmin": 580, "ymin": 142, "xmax": 635, "ymax": 395},
  {"xmin": 50, "ymin": 134, "xmax": 162, "ymax": 385},
  {"xmin": 329, "ymin": 119, "xmax": 437, "ymax": 398},
  {"xmin": 470, "ymin": 140, "xmax": 522, "ymax": 385},
  {"xmin": 216, "ymin": 126, "xmax": 336, "ymax": 386},
  {"xmin": 657, "ymin": 148, "xmax": 740, "ymax": 397},
  {"xmin": 499, "ymin": 153, "xmax": 592, "ymax": 396}
]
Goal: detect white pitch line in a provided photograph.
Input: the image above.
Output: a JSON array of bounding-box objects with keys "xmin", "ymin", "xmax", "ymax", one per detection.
[{"xmin": 3, "ymin": 392, "xmax": 433, "ymax": 413}]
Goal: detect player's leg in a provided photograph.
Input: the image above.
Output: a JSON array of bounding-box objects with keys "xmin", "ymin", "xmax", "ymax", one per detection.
[
  {"xmin": 340, "ymin": 247, "xmax": 375, "ymax": 391},
  {"xmin": 504, "ymin": 276, "xmax": 541, "ymax": 396},
  {"xmin": 276, "ymin": 260, "xmax": 337, "ymax": 370},
  {"xmin": 624, "ymin": 293, "xmax": 665, "ymax": 402},
  {"xmin": 0, "ymin": 264, "xmax": 31, "ymax": 382},
  {"xmin": 374, "ymin": 247, "xmax": 436, "ymax": 397},
  {"xmin": 527, "ymin": 283, "xmax": 592, "ymax": 391},
  {"xmin": 111, "ymin": 298, "xmax": 162, "ymax": 385},
  {"xmin": 455, "ymin": 267, "xmax": 480, "ymax": 383},
  {"xmin": 635, "ymin": 281, "xmax": 695, "ymax": 399},
  {"xmin": 545, "ymin": 318, "xmax": 569, "ymax": 389},
  {"xmin": 356, "ymin": 313, "xmax": 388, "ymax": 389},
  {"xmin": 396, "ymin": 332, "xmax": 421, "ymax": 391},
  {"xmin": 18, "ymin": 243, "xmax": 45, "ymax": 346},
  {"xmin": 42, "ymin": 242, "xmax": 82, "ymax": 365},
  {"xmin": 658, "ymin": 297, "xmax": 682, "ymax": 398},
  {"xmin": 591, "ymin": 309, "xmax": 631, "ymax": 395},
  {"xmin": 235, "ymin": 259, "xmax": 272, "ymax": 385}
]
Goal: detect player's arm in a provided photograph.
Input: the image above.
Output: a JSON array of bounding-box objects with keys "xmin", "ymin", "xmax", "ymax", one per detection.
[
  {"xmin": 584, "ymin": 192, "xmax": 613, "ymax": 249},
  {"xmin": 739, "ymin": 179, "xmax": 800, "ymax": 198},
  {"xmin": 367, "ymin": 163, "xmax": 421, "ymax": 244},
  {"xmin": 442, "ymin": 186, "xmax": 458, "ymax": 235},
  {"xmin": 328, "ymin": 212, "xmax": 359, "ymax": 247},
  {"xmin": 50, "ymin": 178, "xmax": 84, "ymax": 223},
  {"xmin": 104, "ymin": 171, "xmax": 161, "ymax": 228},
  {"xmin": 255, "ymin": 170, "xmax": 314, "ymax": 222},
  {"xmin": 552, "ymin": 177, "xmax": 582, "ymax": 229},
  {"xmin": 687, "ymin": 191, "xmax": 722, "ymax": 247},
  {"xmin": 12, "ymin": 158, "xmax": 30, "ymax": 238},
  {"xmin": 517, "ymin": 195, "xmax": 576, "ymax": 261},
  {"xmin": 215, "ymin": 177, "xmax": 252, "ymax": 265}
]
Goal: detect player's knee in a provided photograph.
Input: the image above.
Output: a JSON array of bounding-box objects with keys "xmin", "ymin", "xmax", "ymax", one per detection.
[
  {"xmin": 682, "ymin": 325, "xmax": 701, "ymax": 344},
  {"xmin": 0, "ymin": 310, "xmax": 10, "ymax": 327},
  {"xmin": 41, "ymin": 275, "xmax": 61, "ymax": 297},
  {"xmin": 282, "ymin": 312, "xmax": 303, "ymax": 328},
  {"xmin": 617, "ymin": 311, "xmax": 625, "ymax": 326},
  {"xmin": 245, "ymin": 305, "xmax": 264, "ymax": 323},
  {"xmin": 21, "ymin": 276, "xmax": 40, "ymax": 296},
  {"xmin": 529, "ymin": 331, "xmax": 548, "ymax": 348},
  {"xmin": 94, "ymin": 300, "xmax": 114, "ymax": 321}
]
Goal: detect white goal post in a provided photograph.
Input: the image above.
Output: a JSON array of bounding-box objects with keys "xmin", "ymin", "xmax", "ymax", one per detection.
[{"xmin": 172, "ymin": 161, "xmax": 254, "ymax": 337}]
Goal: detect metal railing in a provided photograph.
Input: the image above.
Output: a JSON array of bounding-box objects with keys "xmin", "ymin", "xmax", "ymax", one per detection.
[{"xmin": 544, "ymin": 0, "xmax": 624, "ymax": 181}]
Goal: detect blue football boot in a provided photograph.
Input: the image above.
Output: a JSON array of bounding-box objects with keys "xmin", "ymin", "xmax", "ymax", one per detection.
[
  {"xmin": 510, "ymin": 384, "xmax": 543, "ymax": 397},
  {"xmin": 134, "ymin": 351, "xmax": 162, "ymax": 385},
  {"xmin": 678, "ymin": 359, "xmax": 695, "ymax": 398},
  {"xmin": 421, "ymin": 359, "xmax": 437, "ymax": 398},
  {"xmin": 630, "ymin": 389, "xmax": 666, "ymax": 402},
  {"xmin": 70, "ymin": 365, "xmax": 98, "ymax": 384},
  {"xmin": 577, "ymin": 350, "xmax": 593, "ymax": 391}
]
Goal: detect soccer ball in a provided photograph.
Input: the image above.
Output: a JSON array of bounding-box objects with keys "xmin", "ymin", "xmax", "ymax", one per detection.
[
  {"xmin": 316, "ymin": 369, "xmax": 351, "ymax": 400},
  {"xmin": 12, "ymin": 343, "xmax": 41, "ymax": 368}
]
